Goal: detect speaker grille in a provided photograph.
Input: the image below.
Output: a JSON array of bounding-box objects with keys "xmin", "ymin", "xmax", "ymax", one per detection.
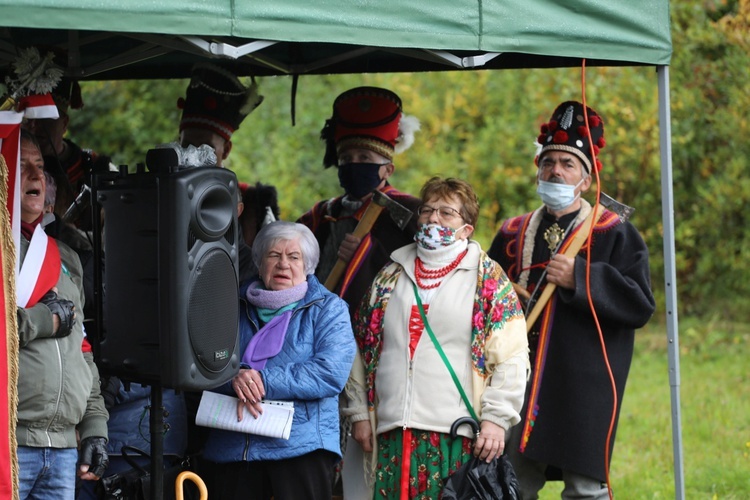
[
  {"xmin": 224, "ymin": 223, "xmax": 235, "ymax": 246},
  {"xmin": 188, "ymin": 248, "xmax": 239, "ymax": 373}
]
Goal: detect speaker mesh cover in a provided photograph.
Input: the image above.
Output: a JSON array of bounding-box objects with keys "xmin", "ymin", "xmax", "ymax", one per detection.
[{"xmin": 187, "ymin": 247, "xmax": 239, "ymax": 372}]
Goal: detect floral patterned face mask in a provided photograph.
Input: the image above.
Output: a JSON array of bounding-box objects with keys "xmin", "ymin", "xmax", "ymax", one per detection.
[{"xmin": 415, "ymin": 223, "xmax": 467, "ymax": 250}]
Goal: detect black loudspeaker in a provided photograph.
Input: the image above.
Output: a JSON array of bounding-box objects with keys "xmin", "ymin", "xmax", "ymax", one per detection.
[{"xmin": 97, "ymin": 163, "xmax": 240, "ymax": 390}]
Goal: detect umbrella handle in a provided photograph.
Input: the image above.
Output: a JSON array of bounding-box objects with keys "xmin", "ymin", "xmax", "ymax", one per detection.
[
  {"xmin": 450, "ymin": 417, "xmax": 479, "ymax": 439},
  {"xmin": 176, "ymin": 470, "xmax": 208, "ymax": 500}
]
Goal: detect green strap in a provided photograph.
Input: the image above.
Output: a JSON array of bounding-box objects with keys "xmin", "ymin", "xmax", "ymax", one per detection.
[{"xmin": 412, "ymin": 282, "xmax": 479, "ymax": 422}]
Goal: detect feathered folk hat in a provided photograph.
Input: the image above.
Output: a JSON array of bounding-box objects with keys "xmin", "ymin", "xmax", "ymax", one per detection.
[
  {"xmin": 320, "ymin": 86, "xmax": 420, "ymax": 168},
  {"xmin": 178, "ymin": 63, "xmax": 263, "ymax": 142},
  {"xmin": 537, "ymin": 101, "xmax": 606, "ymax": 173}
]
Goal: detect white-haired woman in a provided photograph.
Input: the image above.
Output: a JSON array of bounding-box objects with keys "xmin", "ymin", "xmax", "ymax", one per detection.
[{"xmin": 201, "ymin": 221, "xmax": 356, "ymax": 499}]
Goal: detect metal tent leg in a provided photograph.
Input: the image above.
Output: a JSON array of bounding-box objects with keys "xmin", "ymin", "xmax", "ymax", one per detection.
[{"xmin": 657, "ymin": 64, "xmax": 685, "ymax": 500}]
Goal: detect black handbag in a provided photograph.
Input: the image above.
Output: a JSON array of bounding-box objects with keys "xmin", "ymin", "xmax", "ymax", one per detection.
[
  {"xmin": 96, "ymin": 446, "xmax": 195, "ymax": 500},
  {"xmin": 442, "ymin": 454, "xmax": 521, "ymax": 500},
  {"xmin": 442, "ymin": 418, "xmax": 521, "ymax": 500}
]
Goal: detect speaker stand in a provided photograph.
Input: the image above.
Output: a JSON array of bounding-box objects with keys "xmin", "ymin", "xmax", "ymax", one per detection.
[{"xmin": 149, "ymin": 383, "xmax": 165, "ymax": 500}]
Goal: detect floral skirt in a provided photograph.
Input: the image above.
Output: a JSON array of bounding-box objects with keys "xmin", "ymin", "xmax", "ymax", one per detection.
[{"xmin": 373, "ymin": 428, "xmax": 473, "ymax": 500}]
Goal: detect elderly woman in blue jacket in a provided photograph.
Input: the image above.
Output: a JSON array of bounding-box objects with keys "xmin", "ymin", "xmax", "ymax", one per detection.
[{"xmin": 201, "ymin": 221, "xmax": 356, "ymax": 499}]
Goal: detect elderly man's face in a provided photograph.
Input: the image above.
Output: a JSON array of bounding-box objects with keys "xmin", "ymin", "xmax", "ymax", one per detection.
[
  {"xmin": 180, "ymin": 128, "xmax": 231, "ymax": 167},
  {"xmin": 20, "ymin": 139, "xmax": 47, "ymax": 223},
  {"xmin": 260, "ymin": 238, "xmax": 306, "ymax": 291},
  {"xmin": 538, "ymin": 151, "xmax": 591, "ymax": 192}
]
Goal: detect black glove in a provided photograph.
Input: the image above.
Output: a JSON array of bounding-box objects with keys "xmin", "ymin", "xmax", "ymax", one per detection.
[
  {"xmin": 100, "ymin": 376, "xmax": 121, "ymax": 411},
  {"xmin": 78, "ymin": 436, "xmax": 109, "ymax": 478},
  {"xmin": 39, "ymin": 291, "xmax": 76, "ymax": 338}
]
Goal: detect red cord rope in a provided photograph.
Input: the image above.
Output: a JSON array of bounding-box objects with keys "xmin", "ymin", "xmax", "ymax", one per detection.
[{"xmin": 580, "ymin": 59, "xmax": 617, "ymax": 500}]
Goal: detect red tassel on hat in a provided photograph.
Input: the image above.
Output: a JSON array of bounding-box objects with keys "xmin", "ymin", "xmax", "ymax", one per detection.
[
  {"xmin": 553, "ymin": 130, "xmax": 568, "ymax": 144},
  {"xmin": 69, "ymin": 81, "xmax": 84, "ymax": 109}
]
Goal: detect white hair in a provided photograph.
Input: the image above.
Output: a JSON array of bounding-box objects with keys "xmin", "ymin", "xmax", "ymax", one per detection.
[{"xmin": 251, "ymin": 221, "xmax": 320, "ymax": 276}]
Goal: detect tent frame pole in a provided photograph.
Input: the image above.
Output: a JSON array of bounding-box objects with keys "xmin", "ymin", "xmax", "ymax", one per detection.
[{"xmin": 657, "ymin": 64, "xmax": 685, "ymax": 500}]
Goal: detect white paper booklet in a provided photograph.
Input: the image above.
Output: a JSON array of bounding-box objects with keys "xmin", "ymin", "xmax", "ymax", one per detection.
[{"xmin": 195, "ymin": 391, "xmax": 295, "ymax": 440}]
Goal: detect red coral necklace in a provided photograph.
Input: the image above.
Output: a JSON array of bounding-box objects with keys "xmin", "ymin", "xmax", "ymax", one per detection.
[{"xmin": 414, "ymin": 249, "xmax": 468, "ymax": 289}]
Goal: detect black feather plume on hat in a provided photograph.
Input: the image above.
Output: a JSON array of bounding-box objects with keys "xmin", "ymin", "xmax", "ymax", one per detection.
[
  {"xmin": 242, "ymin": 182, "xmax": 280, "ymax": 233},
  {"xmin": 255, "ymin": 182, "xmax": 280, "ymax": 221},
  {"xmin": 320, "ymin": 118, "xmax": 338, "ymax": 168}
]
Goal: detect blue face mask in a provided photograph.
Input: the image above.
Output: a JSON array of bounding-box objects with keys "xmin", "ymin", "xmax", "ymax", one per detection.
[
  {"xmin": 536, "ymin": 178, "xmax": 584, "ymax": 211},
  {"xmin": 337, "ymin": 162, "xmax": 388, "ymax": 199}
]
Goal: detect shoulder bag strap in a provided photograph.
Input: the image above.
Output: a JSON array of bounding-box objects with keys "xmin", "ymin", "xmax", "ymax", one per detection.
[{"xmin": 412, "ymin": 283, "xmax": 479, "ymax": 422}]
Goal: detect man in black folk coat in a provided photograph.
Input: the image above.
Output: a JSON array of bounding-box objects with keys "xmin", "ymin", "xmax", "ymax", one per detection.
[
  {"xmin": 488, "ymin": 101, "xmax": 655, "ymax": 499},
  {"xmin": 297, "ymin": 87, "xmax": 421, "ymax": 497},
  {"xmin": 298, "ymin": 86, "xmax": 421, "ymax": 315}
]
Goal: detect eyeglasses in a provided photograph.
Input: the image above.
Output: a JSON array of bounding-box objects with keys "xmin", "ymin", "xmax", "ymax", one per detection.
[{"xmin": 416, "ymin": 205, "xmax": 463, "ymax": 221}]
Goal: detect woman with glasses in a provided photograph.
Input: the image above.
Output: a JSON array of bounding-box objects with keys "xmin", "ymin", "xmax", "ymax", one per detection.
[{"xmin": 342, "ymin": 176, "xmax": 530, "ymax": 499}]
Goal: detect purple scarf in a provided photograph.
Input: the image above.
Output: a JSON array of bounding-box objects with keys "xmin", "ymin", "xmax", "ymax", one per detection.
[
  {"xmin": 242, "ymin": 281, "xmax": 308, "ymax": 370},
  {"xmin": 245, "ymin": 280, "xmax": 308, "ymax": 309}
]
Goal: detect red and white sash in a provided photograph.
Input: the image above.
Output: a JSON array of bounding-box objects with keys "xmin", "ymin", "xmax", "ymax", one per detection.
[
  {"xmin": 17, "ymin": 224, "xmax": 61, "ymax": 308},
  {"xmin": 1, "ymin": 94, "xmax": 59, "ymax": 279}
]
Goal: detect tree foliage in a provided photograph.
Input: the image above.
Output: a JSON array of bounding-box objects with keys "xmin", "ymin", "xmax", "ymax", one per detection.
[{"xmin": 66, "ymin": 0, "xmax": 749, "ymax": 320}]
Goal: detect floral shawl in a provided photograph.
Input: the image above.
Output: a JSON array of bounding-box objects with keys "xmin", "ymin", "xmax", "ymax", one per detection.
[{"xmin": 352, "ymin": 248, "xmax": 525, "ymax": 412}]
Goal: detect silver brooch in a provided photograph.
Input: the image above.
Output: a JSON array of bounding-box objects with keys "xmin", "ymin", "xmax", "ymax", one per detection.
[{"xmin": 560, "ymin": 105, "xmax": 574, "ymax": 130}]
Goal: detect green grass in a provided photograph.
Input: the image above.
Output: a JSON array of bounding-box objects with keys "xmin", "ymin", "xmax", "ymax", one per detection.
[{"xmin": 537, "ymin": 318, "xmax": 750, "ymax": 499}]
